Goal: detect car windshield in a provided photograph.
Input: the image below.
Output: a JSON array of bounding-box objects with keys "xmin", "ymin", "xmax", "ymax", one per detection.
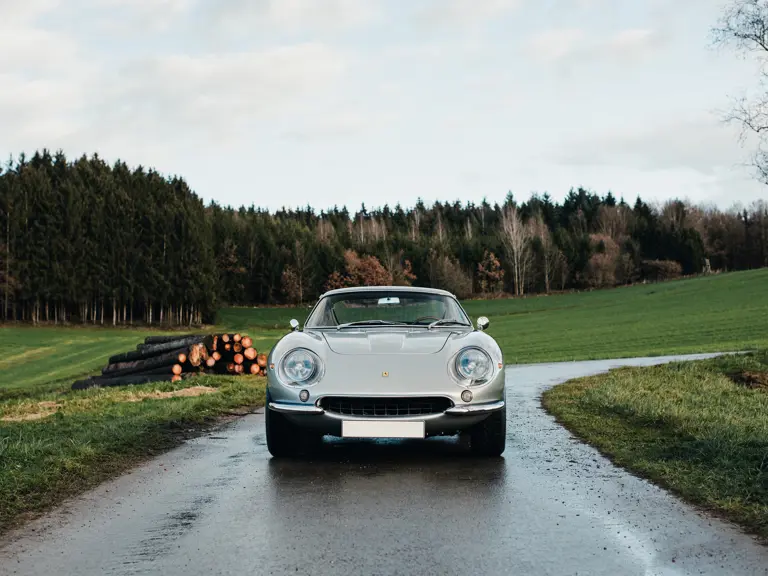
[{"xmin": 304, "ymin": 290, "xmax": 471, "ymax": 328}]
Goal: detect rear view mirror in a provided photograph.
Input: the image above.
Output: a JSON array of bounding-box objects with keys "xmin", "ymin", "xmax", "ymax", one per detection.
[
  {"xmin": 378, "ymin": 297, "xmax": 400, "ymax": 305},
  {"xmin": 477, "ymin": 316, "xmax": 490, "ymax": 331},
  {"xmin": 290, "ymin": 319, "xmax": 300, "ymax": 331}
]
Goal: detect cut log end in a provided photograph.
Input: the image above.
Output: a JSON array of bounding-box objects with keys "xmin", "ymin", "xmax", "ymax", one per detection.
[
  {"xmin": 257, "ymin": 353, "xmax": 268, "ymax": 368},
  {"xmin": 241, "ymin": 337, "xmax": 253, "ymax": 349},
  {"xmin": 172, "ymin": 364, "xmax": 183, "ymax": 375},
  {"xmin": 172, "ymin": 375, "xmax": 182, "ymax": 382},
  {"xmin": 188, "ymin": 343, "xmax": 203, "ymax": 367},
  {"xmin": 234, "ymin": 353, "xmax": 244, "ymax": 365},
  {"xmin": 244, "ymin": 347, "xmax": 257, "ymax": 361},
  {"xmin": 206, "ymin": 357, "xmax": 216, "ymax": 368},
  {"xmin": 249, "ymin": 364, "xmax": 261, "ymax": 375},
  {"xmin": 233, "ymin": 333, "xmax": 242, "ymax": 343}
]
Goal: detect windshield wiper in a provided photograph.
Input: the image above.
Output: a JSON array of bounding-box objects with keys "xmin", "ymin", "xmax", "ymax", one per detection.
[
  {"xmin": 427, "ymin": 319, "xmax": 471, "ymax": 330},
  {"xmin": 336, "ymin": 320, "xmax": 410, "ymax": 330}
]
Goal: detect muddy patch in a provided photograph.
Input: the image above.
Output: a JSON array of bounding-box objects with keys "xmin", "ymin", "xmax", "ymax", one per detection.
[
  {"xmin": 121, "ymin": 386, "xmax": 218, "ymax": 402},
  {"xmin": 728, "ymin": 371, "xmax": 768, "ymax": 391},
  {"xmin": 1, "ymin": 401, "xmax": 62, "ymax": 422}
]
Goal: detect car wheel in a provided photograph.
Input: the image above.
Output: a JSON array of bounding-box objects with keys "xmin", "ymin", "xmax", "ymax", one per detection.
[
  {"xmin": 469, "ymin": 409, "xmax": 507, "ymax": 457},
  {"xmin": 265, "ymin": 406, "xmax": 301, "ymax": 458}
]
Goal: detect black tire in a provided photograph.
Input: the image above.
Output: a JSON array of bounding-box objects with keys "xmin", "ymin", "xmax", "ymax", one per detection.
[
  {"xmin": 469, "ymin": 409, "xmax": 507, "ymax": 457},
  {"xmin": 265, "ymin": 406, "xmax": 301, "ymax": 458},
  {"xmin": 265, "ymin": 407, "xmax": 324, "ymax": 457}
]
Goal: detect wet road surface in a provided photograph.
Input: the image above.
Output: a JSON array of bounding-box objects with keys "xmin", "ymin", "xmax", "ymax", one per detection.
[{"xmin": 2, "ymin": 354, "xmax": 767, "ymax": 576}]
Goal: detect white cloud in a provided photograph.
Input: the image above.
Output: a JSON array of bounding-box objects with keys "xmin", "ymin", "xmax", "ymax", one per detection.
[
  {"xmin": 90, "ymin": 44, "xmax": 348, "ymax": 143},
  {"xmin": 527, "ymin": 27, "xmax": 664, "ymax": 66},
  {"xmin": 0, "ymin": 0, "xmax": 60, "ymax": 25},
  {"xmin": 417, "ymin": 0, "xmax": 522, "ymax": 28},
  {"xmin": 90, "ymin": 0, "xmax": 194, "ymax": 32},
  {"xmin": 210, "ymin": 0, "xmax": 381, "ymax": 34},
  {"xmin": 527, "ymin": 28, "xmax": 585, "ymax": 62},
  {"xmin": 0, "ymin": 28, "xmax": 80, "ymax": 74},
  {"xmin": 0, "ymin": 75, "xmax": 83, "ymax": 145},
  {"xmin": 553, "ymin": 116, "xmax": 756, "ymax": 176}
]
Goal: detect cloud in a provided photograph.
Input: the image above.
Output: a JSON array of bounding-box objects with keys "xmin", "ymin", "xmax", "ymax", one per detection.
[
  {"xmin": 527, "ymin": 27, "xmax": 665, "ymax": 67},
  {"xmin": 552, "ymin": 116, "xmax": 756, "ymax": 176},
  {"xmin": 0, "ymin": 74, "xmax": 84, "ymax": 144},
  {"xmin": 0, "ymin": 27, "xmax": 80, "ymax": 75},
  {"xmin": 417, "ymin": 0, "xmax": 522, "ymax": 29},
  {"xmin": 89, "ymin": 0, "xmax": 194, "ymax": 32},
  {"xmin": 210, "ymin": 0, "xmax": 381, "ymax": 34},
  {"xmin": 527, "ymin": 28, "xmax": 585, "ymax": 62},
  {"xmin": 90, "ymin": 44, "xmax": 348, "ymax": 143},
  {"xmin": 0, "ymin": 0, "xmax": 60, "ymax": 25}
]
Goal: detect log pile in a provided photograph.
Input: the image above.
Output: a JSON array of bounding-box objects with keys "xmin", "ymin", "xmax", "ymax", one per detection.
[{"xmin": 72, "ymin": 333, "xmax": 268, "ymax": 390}]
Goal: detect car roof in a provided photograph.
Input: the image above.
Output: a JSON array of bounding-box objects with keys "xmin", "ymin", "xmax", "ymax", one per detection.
[{"xmin": 320, "ymin": 285, "xmax": 457, "ymax": 298}]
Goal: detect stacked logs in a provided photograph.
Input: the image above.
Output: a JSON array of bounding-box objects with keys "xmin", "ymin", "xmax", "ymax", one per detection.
[{"xmin": 72, "ymin": 333, "xmax": 268, "ymax": 390}]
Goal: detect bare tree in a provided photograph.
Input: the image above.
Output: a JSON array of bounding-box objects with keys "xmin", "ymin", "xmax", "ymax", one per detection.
[
  {"xmin": 597, "ymin": 205, "xmax": 631, "ymax": 241},
  {"xmin": 528, "ymin": 214, "xmax": 562, "ymax": 294},
  {"xmin": 712, "ymin": 0, "xmax": 768, "ymax": 182},
  {"xmin": 434, "ymin": 211, "xmax": 446, "ymax": 245},
  {"xmin": 316, "ymin": 218, "xmax": 335, "ymax": 244},
  {"xmin": 499, "ymin": 205, "xmax": 533, "ymax": 296},
  {"xmin": 284, "ymin": 239, "xmax": 314, "ymax": 304}
]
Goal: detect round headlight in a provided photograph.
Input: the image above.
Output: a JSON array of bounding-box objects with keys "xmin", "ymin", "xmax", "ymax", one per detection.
[
  {"xmin": 455, "ymin": 347, "xmax": 492, "ymax": 384},
  {"xmin": 279, "ymin": 348, "xmax": 322, "ymax": 385}
]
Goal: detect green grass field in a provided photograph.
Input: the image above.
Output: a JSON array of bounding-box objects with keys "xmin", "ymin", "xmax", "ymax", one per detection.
[
  {"xmin": 221, "ymin": 268, "xmax": 768, "ymax": 363},
  {"xmin": 542, "ymin": 352, "xmax": 768, "ymax": 540},
  {"xmin": 1, "ymin": 268, "xmax": 768, "ymax": 533}
]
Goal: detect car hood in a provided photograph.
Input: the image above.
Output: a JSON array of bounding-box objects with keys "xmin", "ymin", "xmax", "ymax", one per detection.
[{"xmin": 321, "ymin": 330, "xmax": 455, "ymax": 355}]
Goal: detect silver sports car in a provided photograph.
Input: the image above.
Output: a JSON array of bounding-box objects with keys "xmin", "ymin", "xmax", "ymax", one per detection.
[{"xmin": 265, "ymin": 286, "xmax": 506, "ymax": 457}]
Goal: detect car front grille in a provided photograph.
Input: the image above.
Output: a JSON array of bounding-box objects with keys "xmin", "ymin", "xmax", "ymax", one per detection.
[{"xmin": 319, "ymin": 396, "xmax": 454, "ymax": 417}]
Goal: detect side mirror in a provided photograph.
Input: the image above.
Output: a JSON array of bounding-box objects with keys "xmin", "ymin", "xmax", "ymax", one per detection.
[
  {"xmin": 290, "ymin": 319, "xmax": 300, "ymax": 331},
  {"xmin": 477, "ymin": 316, "xmax": 490, "ymax": 331}
]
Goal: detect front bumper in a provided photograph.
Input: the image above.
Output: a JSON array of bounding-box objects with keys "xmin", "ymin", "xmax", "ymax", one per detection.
[
  {"xmin": 267, "ymin": 399, "xmax": 506, "ymax": 437},
  {"xmin": 268, "ymin": 399, "xmax": 505, "ymax": 416}
]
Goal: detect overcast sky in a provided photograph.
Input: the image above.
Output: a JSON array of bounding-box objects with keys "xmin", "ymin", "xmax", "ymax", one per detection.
[{"xmin": 1, "ymin": 0, "xmax": 766, "ymax": 212}]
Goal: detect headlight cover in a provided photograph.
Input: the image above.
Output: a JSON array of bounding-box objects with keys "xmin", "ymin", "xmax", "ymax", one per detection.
[
  {"xmin": 278, "ymin": 348, "xmax": 324, "ymax": 386},
  {"xmin": 453, "ymin": 347, "xmax": 493, "ymax": 386}
]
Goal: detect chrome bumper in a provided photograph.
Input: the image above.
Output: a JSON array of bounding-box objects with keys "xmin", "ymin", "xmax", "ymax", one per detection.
[
  {"xmin": 268, "ymin": 400, "xmax": 505, "ymax": 416},
  {"xmin": 268, "ymin": 402, "xmax": 324, "ymax": 415},
  {"xmin": 443, "ymin": 400, "xmax": 505, "ymax": 414}
]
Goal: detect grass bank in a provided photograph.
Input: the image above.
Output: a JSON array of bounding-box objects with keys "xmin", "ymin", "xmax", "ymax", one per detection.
[
  {"xmin": 0, "ymin": 375, "xmax": 266, "ymax": 533},
  {"xmin": 542, "ymin": 352, "xmax": 768, "ymax": 540}
]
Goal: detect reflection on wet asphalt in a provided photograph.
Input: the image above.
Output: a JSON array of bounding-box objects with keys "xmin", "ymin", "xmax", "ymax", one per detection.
[{"xmin": 2, "ymin": 354, "xmax": 767, "ymax": 576}]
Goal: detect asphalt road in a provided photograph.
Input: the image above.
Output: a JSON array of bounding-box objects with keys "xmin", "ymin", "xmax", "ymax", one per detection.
[{"xmin": 2, "ymin": 354, "xmax": 767, "ymax": 576}]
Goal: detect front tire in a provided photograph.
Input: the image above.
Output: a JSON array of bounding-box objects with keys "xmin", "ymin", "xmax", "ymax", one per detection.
[
  {"xmin": 265, "ymin": 406, "xmax": 301, "ymax": 457},
  {"xmin": 265, "ymin": 406, "xmax": 324, "ymax": 457},
  {"xmin": 469, "ymin": 409, "xmax": 506, "ymax": 457}
]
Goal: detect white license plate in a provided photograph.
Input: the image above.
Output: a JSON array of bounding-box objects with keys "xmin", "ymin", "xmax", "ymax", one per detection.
[{"xmin": 342, "ymin": 420, "xmax": 425, "ymax": 439}]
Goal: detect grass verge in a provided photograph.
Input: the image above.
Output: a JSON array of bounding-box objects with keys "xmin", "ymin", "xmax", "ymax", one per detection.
[
  {"xmin": 0, "ymin": 375, "xmax": 266, "ymax": 535},
  {"xmin": 541, "ymin": 352, "xmax": 768, "ymax": 540}
]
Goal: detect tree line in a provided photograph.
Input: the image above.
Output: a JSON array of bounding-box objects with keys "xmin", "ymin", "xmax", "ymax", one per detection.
[{"xmin": 1, "ymin": 150, "xmax": 767, "ymax": 325}]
